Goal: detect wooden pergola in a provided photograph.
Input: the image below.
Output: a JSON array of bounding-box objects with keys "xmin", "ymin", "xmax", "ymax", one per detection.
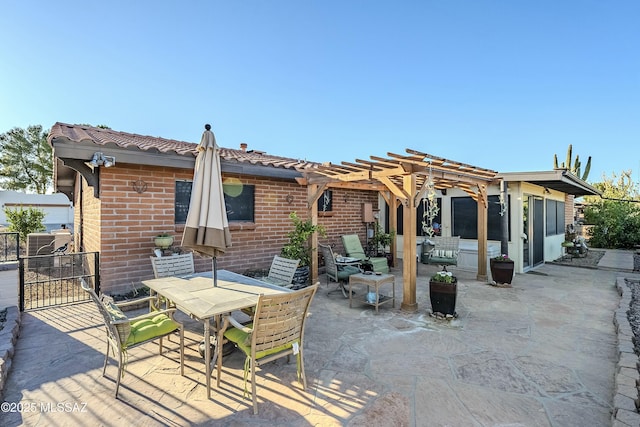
[{"xmin": 301, "ymin": 149, "xmax": 499, "ymax": 312}]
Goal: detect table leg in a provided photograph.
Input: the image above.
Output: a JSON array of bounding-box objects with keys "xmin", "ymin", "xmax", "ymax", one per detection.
[
  {"xmin": 216, "ymin": 316, "xmax": 230, "ymax": 388},
  {"xmin": 392, "ymin": 279, "xmax": 395, "ymax": 308},
  {"xmin": 204, "ymin": 320, "xmax": 211, "ymax": 399},
  {"xmin": 349, "ymin": 280, "xmax": 353, "ymax": 308}
]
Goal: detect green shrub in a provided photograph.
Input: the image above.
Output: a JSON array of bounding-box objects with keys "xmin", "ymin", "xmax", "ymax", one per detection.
[
  {"xmin": 584, "ymin": 200, "xmax": 640, "ymax": 249},
  {"xmin": 280, "ymin": 212, "xmax": 326, "ymax": 267},
  {"xmin": 3, "ymin": 206, "xmax": 46, "ymax": 241}
]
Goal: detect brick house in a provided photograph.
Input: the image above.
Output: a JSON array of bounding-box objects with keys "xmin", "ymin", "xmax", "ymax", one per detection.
[{"xmin": 48, "ymin": 123, "xmax": 378, "ymax": 295}]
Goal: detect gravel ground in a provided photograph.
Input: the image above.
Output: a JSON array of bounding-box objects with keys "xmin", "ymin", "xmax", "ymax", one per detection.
[{"xmin": 551, "ymin": 248, "xmax": 605, "ymax": 268}]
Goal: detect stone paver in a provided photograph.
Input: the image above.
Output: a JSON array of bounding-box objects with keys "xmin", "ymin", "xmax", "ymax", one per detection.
[{"xmin": 0, "ymin": 258, "xmax": 635, "ymax": 426}]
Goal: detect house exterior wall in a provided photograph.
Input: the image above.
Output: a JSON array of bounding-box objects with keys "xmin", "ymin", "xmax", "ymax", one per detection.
[
  {"xmin": 387, "ymin": 181, "xmax": 571, "ymax": 276},
  {"xmin": 565, "ymin": 193, "xmax": 574, "ymax": 230},
  {"xmin": 0, "ymin": 190, "xmax": 73, "ymax": 232},
  {"xmin": 79, "ymin": 163, "xmax": 378, "ymax": 295}
]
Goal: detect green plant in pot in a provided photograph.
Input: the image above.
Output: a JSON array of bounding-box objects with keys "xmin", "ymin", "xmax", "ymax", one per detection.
[
  {"xmin": 280, "ymin": 212, "xmax": 326, "ymax": 286},
  {"xmin": 490, "ymin": 254, "xmax": 514, "ymax": 285},
  {"xmin": 371, "ymin": 222, "xmax": 395, "ymax": 266},
  {"xmin": 429, "ymin": 270, "xmax": 457, "ymax": 317}
]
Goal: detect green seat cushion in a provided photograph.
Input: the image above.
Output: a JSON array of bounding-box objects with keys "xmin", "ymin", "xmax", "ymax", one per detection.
[
  {"xmin": 224, "ymin": 324, "xmax": 293, "ymax": 359},
  {"xmin": 337, "ymin": 265, "xmax": 360, "ymax": 280},
  {"xmin": 369, "ymin": 257, "xmax": 389, "ymax": 273},
  {"xmin": 126, "ymin": 314, "xmax": 178, "ymax": 346}
]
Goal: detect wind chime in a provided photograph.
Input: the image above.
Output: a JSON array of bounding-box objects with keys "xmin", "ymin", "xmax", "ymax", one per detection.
[{"xmin": 422, "ymin": 165, "xmax": 440, "ymax": 237}]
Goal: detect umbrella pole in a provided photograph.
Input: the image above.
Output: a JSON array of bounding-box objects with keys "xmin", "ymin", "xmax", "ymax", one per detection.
[{"xmin": 213, "ymin": 257, "xmax": 217, "ymax": 287}]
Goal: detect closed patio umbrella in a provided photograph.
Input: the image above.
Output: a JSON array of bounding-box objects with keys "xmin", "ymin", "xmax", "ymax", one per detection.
[{"xmin": 182, "ymin": 124, "xmax": 232, "ymax": 286}]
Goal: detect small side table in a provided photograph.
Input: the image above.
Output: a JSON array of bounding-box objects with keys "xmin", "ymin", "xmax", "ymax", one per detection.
[{"xmin": 348, "ymin": 273, "xmax": 395, "ymax": 313}]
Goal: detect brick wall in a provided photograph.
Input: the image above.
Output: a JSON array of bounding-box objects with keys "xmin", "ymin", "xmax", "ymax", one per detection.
[
  {"xmin": 565, "ymin": 194, "xmax": 575, "ymax": 229},
  {"xmin": 84, "ymin": 164, "xmax": 378, "ymax": 295}
]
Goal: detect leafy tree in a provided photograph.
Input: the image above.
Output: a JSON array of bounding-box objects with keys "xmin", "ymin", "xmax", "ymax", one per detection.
[
  {"xmin": 3, "ymin": 206, "xmax": 46, "ymax": 242},
  {"xmin": 588, "ymin": 170, "xmax": 640, "ymax": 201},
  {"xmin": 78, "ymin": 123, "xmax": 111, "ymax": 129},
  {"xmin": 0, "ymin": 125, "xmax": 52, "ymax": 193},
  {"xmin": 583, "ymin": 170, "xmax": 640, "ymax": 248}
]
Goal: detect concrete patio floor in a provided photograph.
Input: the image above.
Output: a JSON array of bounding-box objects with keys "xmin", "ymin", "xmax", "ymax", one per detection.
[{"xmin": 0, "ymin": 259, "xmax": 636, "ymax": 426}]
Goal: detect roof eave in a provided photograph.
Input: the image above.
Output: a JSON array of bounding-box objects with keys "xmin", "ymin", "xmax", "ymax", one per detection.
[{"xmin": 497, "ymin": 170, "xmax": 601, "ymax": 197}]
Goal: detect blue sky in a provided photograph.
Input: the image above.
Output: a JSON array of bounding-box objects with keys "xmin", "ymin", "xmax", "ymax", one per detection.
[{"xmin": 1, "ymin": 1, "xmax": 638, "ymax": 184}]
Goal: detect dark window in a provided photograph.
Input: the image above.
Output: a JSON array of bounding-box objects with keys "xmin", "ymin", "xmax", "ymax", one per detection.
[
  {"xmin": 546, "ymin": 199, "xmax": 565, "ymax": 236},
  {"xmin": 317, "ymin": 189, "xmax": 332, "ymax": 212},
  {"xmin": 174, "ymin": 180, "xmax": 255, "ymax": 223},
  {"xmin": 451, "ymin": 195, "xmax": 511, "ymax": 240},
  {"xmin": 556, "ymin": 201, "xmax": 565, "ymax": 234},
  {"xmin": 393, "ymin": 198, "xmax": 442, "ymax": 236},
  {"xmin": 175, "ymin": 181, "xmax": 192, "ymax": 224}
]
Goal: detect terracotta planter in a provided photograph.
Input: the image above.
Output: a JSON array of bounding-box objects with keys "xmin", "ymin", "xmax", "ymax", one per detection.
[
  {"xmin": 490, "ymin": 259, "xmax": 514, "ymax": 284},
  {"xmin": 429, "ymin": 279, "xmax": 457, "ymax": 316}
]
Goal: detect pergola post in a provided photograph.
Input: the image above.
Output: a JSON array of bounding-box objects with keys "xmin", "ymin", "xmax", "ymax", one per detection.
[
  {"xmin": 476, "ymin": 184, "xmax": 488, "ymax": 281},
  {"xmin": 309, "ymin": 183, "xmax": 319, "ymax": 284},
  {"xmin": 388, "ymin": 195, "xmax": 398, "ymax": 268},
  {"xmin": 401, "ymin": 174, "xmax": 418, "ymax": 312}
]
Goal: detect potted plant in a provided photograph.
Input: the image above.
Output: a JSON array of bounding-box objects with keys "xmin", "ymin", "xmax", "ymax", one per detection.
[
  {"xmin": 154, "ymin": 233, "xmax": 174, "ymax": 249},
  {"xmin": 280, "ymin": 212, "xmax": 326, "ymax": 286},
  {"xmin": 371, "ymin": 222, "xmax": 395, "ymax": 266},
  {"xmin": 490, "ymin": 254, "xmax": 514, "ymax": 285},
  {"xmin": 429, "ymin": 270, "xmax": 457, "ymax": 317}
]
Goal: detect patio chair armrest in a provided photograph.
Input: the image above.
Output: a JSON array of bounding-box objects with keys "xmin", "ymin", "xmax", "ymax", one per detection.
[
  {"xmin": 115, "ymin": 295, "xmax": 157, "ymax": 309},
  {"xmin": 225, "ymin": 314, "xmax": 252, "ymax": 333}
]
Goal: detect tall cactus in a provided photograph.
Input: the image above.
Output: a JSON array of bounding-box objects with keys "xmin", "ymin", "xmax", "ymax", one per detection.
[
  {"xmin": 553, "ymin": 144, "xmax": 591, "ymax": 181},
  {"xmin": 581, "ymin": 156, "xmax": 591, "ymax": 180},
  {"xmin": 565, "ymin": 144, "xmax": 572, "ymax": 170}
]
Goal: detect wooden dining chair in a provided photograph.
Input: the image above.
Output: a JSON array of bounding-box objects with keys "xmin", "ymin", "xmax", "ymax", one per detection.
[
  {"xmin": 150, "ymin": 253, "xmax": 195, "ymax": 278},
  {"xmin": 216, "ymin": 284, "xmax": 318, "ymax": 414},
  {"xmin": 262, "ymin": 255, "xmax": 300, "ymax": 288},
  {"xmin": 150, "ymin": 253, "xmax": 195, "ymax": 309}
]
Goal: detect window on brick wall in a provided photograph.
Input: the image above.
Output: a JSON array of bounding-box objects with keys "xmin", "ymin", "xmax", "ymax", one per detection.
[
  {"xmin": 175, "ymin": 180, "xmax": 255, "ymax": 223},
  {"xmin": 317, "ymin": 189, "xmax": 333, "ymax": 212}
]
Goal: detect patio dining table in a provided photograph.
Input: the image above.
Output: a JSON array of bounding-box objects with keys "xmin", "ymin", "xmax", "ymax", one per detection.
[{"xmin": 142, "ymin": 269, "xmax": 288, "ymax": 398}]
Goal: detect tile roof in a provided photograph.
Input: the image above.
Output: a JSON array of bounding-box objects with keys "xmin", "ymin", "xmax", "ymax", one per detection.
[{"xmin": 48, "ymin": 122, "xmax": 317, "ymax": 171}]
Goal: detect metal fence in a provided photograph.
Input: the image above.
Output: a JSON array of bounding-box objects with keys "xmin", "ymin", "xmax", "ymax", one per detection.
[
  {"xmin": 19, "ymin": 251, "xmax": 100, "ymax": 311},
  {"xmin": 0, "ymin": 232, "xmax": 19, "ymax": 263}
]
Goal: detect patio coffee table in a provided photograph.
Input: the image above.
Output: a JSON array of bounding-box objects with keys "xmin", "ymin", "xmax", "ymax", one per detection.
[{"xmin": 348, "ymin": 272, "xmax": 395, "ymax": 313}]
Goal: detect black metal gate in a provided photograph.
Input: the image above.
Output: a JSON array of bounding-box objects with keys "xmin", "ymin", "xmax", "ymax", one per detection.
[
  {"xmin": 0, "ymin": 232, "xmax": 19, "ymax": 263},
  {"xmin": 18, "ymin": 251, "xmax": 100, "ymax": 311}
]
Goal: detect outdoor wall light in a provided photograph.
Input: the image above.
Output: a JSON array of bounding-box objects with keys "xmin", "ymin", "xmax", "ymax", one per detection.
[{"xmin": 89, "ymin": 152, "xmax": 116, "ymax": 168}]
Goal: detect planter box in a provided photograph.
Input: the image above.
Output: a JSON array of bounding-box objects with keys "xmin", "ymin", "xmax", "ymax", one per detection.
[
  {"xmin": 490, "ymin": 259, "xmax": 514, "ymax": 284},
  {"xmin": 429, "ymin": 279, "xmax": 457, "ymax": 316}
]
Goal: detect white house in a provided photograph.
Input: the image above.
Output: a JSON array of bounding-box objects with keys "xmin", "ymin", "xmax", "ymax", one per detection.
[
  {"xmin": 386, "ymin": 169, "xmax": 600, "ymax": 275},
  {"xmin": 0, "ymin": 190, "xmax": 74, "ymax": 232}
]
